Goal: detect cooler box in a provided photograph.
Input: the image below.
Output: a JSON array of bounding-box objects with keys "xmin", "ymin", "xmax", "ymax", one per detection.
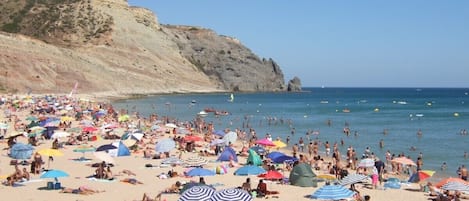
[{"xmin": 47, "ymin": 181, "xmax": 54, "ymax": 189}]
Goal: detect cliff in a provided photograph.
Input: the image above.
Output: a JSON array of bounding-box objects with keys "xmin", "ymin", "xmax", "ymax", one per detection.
[{"xmin": 0, "ymin": 0, "xmax": 296, "ymax": 95}]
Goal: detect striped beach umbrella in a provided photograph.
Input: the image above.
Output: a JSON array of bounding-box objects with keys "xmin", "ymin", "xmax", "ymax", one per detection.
[
  {"xmin": 179, "ymin": 185, "xmax": 215, "ymax": 201},
  {"xmin": 161, "ymin": 157, "xmax": 184, "ymax": 165},
  {"xmin": 441, "ymin": 181, "xmax": 469, "ymax": 191},
  {"xmin": 184, "ymin": 155, "xmax": 208, "ymax": 167},
  {"xmin": 211, "ymin": 188, "xmax": 252, "ymax": 201},
  {"xmin": 358, "ymin": 158, "xmax": 375, "ymax": 168},
  {"xmin": 311, "ymin": 184, "xmax": 356, "ymax": 200},
  {"xmin": 339, "ymin": 174, "xmax": 369, "ymax": 186}
]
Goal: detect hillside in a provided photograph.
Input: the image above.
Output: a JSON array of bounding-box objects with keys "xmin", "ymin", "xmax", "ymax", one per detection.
[{"xmin": 0, "ymin": 0, "xmax": 298, "ymax": 95}]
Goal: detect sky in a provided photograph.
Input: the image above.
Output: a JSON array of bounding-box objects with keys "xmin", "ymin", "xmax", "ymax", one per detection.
[{"xmin": 127, "ymin": 0, "xmax": 469, "ymax": 88}]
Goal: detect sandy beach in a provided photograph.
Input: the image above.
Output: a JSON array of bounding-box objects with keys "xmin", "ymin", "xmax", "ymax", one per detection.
[{"xmin": 0, "ymin": 94, "xmax": 446, "ymax": 201}]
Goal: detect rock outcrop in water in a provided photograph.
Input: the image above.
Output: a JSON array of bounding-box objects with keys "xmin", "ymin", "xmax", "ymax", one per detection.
[{"xmin": 0, "ymin": 0, "xmax": 299, "ymax": 95}]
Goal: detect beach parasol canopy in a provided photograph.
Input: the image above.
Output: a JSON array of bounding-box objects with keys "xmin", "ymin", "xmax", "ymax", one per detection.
[
  {"xmin": 272, "ymin": 140, "xmax": 287, "ymax": 148},
  {"xmin": 40, "ymin": 169, "xmax": 69, "ymax": 182},
  {"xmin": 358, "ymin": 158, "xmax": 375, "ymax": 168},
  {"xmin": 161, "ymin": 157, "xmax": 184, "ymax": 165},
  {"xmin": 184, "ymin": 135, "xmax": 203, "ymax": 142},
  {"xmin": 73, "ymin": 145, "xmax": 97, "ymax": 160},
  {"xmin": 186, "ymin": 168, "xmax": 216, "ymax": 177},
  {"xmin": 435, "ymin": 177, "xmax": 469, "ymax": 188},
  {"xmin": 51, "ymin": 131, "xmax": 70, "ymax": 139},
  {"xmin": 255, "ymin": 138, "xmax": 275, "ymax": 146},
  {"xmin": 178, "ymin": 185, "xmax": 215, "ymax": 201},
  {"xmin": 258, "ymin": 170, "xmax": 284, "ymax": 180},
  {"xmin": 165, "ymin": 123, "xmax": 178, "ymax": 128},
  {"xmin": 184, "ymin": 155, "xmax": 208, "ymax": 167},
  {"xmin": 391, "ymin": 157, "xmax": 416, "ymax": 166},
  {"xmin": 222, "ymin": 131, "xmax": 237, "ymax": 145},
  {"xmin": 249, "ymin": 146, "xmax": 266, "ymax": 155},
  {"xmin": 0, "ymin": 123, "xmax": 9, "ymax": 129},
  {"xmin": 408, "ymin": 170, "xmax": 435, "ymax": 183},
  {"xmin": 95, "ymin": 144, "xmax": 117, "ymax": 152},
  {"xmin": 310, "ymin": 184, "xmax": 356, "ymax": 200},
  {"xmin": 10, "ymin": 143, "xmax": 34, "ymax": 160},
  {"xmin": 441, "ymin": 181, "xmax": 469, "ymax": 191},
  {"xmin": 339, "ymin": 174, "xmax": 369, "ymax": 186},
  {"xmin": 38, "ymin": 148, "xmax": 63, "ymax": 157},
  {"xmin": 211, "ymin": 188, "xmax": 253, "ymax": 201},
  {"xmin": 155, "ymin": 139, "xmax": 176, "ymax": 153},
  {"xmin": 234, "ymin": 165, "xmax": 266, "ymax": 176}
]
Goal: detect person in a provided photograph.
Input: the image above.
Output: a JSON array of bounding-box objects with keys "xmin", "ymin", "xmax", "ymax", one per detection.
[
  {"xmin": 364, "ymin": 195, "xmax": 371, "ymax": 201},
  {"xmin": 257, "ymin": 179, "xmax": 268, "ymax": 196},
  {"xmin": 105, "ymin": 166, "xmax": 114, "ymax": 180},
  {"xmin": 163, "ymin": 181, "xmax": 182, "ymax": 193},
  {"xmin": 33, "ymin": 152, "xmax": 43, "ymax": 174},
  {"xmin": 199, "ymin": 177, "xmax": 206, "ymax": 185},
  {"xmin": 120, "ymin": 178, "xmax": 143, "ymax": 185},
  {"xmin": 95, "ymin": 163, "xmax": 105, "ymax": 179},
  {"xmin": 61, "ymin": 186, "xmax": 104, "ymax": 195},
  {"xmin": 22, "ymin": 167, "xmax": 30, "ymax": 181},
  {"xmin": 241, "ymin": 178, "xmax": 251, "ymax": 192},
  {"xmin": 461, "ymin": 165, "xmax": 468, "ymax": 181}
]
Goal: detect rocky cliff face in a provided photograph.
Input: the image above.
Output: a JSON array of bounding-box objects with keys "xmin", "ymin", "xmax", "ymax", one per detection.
[{"xmin": 0, "ymin": 0, "xmax": 295, "ymax": 95}]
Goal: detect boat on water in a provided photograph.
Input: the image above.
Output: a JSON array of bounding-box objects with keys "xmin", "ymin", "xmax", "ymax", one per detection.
[
  {"xmin": 320, "ymin": 100, "xmax": 329, "ymax": 104},
  {"xmin": 197, "ymin": 111, "xmax": 208, "ymax": 117},
  {"xmin": 342, "ymin": 109, "xmax": 351, "ymax": 113},
  {"xmin": 228, "ymin": 93, "xmax": 234, "ymax": 102},
  {"xmin": 204, "ymin": 107, "xmax": 216, "ymax": 113}
]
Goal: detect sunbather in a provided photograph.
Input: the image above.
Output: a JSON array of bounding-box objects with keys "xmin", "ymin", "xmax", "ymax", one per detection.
[
  {"xmin": 61, "ymin": 186, "xmax": 104, "ymax": 195},
  {"xmin": 121, "ymin": 178, "xmax": 143, "ymax": 185}
]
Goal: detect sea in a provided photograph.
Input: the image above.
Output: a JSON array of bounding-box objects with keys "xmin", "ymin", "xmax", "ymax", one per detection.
[{"xmin": 112, "ymin": 87, "xmax": 469, "ymax": 179}]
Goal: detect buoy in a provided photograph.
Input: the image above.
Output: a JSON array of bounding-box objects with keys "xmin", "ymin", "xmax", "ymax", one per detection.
[{"xmin": 454, "ymin": 113, "xmax": 460, "ymax": 117}]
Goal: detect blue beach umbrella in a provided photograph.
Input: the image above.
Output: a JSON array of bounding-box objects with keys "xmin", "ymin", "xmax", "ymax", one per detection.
[
  {"xmin": 211, "ymin": 188, "xmax": 253, "ymax": 201},
  {"xmin": 40, "ymin": 169, "xmax": 69, "ymax": 182},
  {"xmin": 10, "ymin": 143, "xmax": 34, "ymax": 160},
  {"xmin": 186, "ymin": 168, "xmax": 216, "ymax": 177},
  {"xmin": 155, "ymin": 139, "xmax": 176, "ymax": 153},
  {"xmin": 249, "ymin": 146, "xmax": 266, "ymax": 155},
  {"xmin": 95, "ymin": 144, "xmax": 117, "ymax": 152},
  {"xmin": 310, "ymin": 184, "xmax": 356, "ymax": 200},
  {"xmin": 213, "ymin": 130, "xmax": 226, "ymax": 137},
  {"xmin": 234, "ymin": 165, "xmax": 266, "ymax": 176},
  {"xmin": 178, "ymin": 185, "xmax": 215, "ymax": 201}
]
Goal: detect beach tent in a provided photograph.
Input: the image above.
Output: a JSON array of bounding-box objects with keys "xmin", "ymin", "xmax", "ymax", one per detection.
[
  {"xmin": 217, "ymin": 146, "xmax": 238, "ymax": 162},
  {"xmin": 109, "ymin": 141, "xmax": 130, "ymax": 157},
  {"xmin": 289, "ymin": 163, "xmax": 317, "ymax": 187},
  {"xmin": 246, "ymin": 149, "xmax": 262, "ymax": 166}
]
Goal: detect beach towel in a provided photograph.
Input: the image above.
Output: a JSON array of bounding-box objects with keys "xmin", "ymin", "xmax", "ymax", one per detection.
[{"xmin": 87, "ymin": 177, "xmax": 116, "ymax": 183}]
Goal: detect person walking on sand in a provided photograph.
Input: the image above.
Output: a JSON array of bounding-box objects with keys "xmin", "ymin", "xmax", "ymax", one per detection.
[{"xmin": 461, "ymin": 165, "xmax": 468, "ymax": 181}]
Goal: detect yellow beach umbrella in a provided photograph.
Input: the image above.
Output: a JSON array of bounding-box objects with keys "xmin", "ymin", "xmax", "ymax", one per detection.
[
  {"xmin": 273, "ymin": 140, "xmax": 287, "ymax": 148},
  {"xmin": 118, "ymin": 114, "xmax": 130, "ymax": 122},
  {"xmin": 317, "ymin": 174, "xmax": 337, "ymax": 180},
  {"xmin": 38, "ymin": 148, "xmax": 64, "ymax": 157},
  {"xmin": 61, "ymin": 116, "xmax": 74, "ymax": 122}
]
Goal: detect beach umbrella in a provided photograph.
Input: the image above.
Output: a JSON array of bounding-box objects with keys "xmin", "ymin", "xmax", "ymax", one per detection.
[
  {"xmin": 258, "ymin": 170, "xmax": 284, "ymax": 180},
  {"xmin": 73, "ymin": 145, "xmax": 97, "ymax": 160},
  {"xmin": 60, "ymin": 116, "xmax": 73, "ymax": 122},
  {"xmin": 122, "ymin": 138, "xmax": 137, "ymax": 147},
  {"xmin": 93, "ymin": 151, "xmax": 115, "ymax": 164},
  {"xmin": 95, "ymin": 144, "xmax": 117, "ymax": 152},
  {"xmin": 358, "ymin": 158, "xmax": 375, "ymax": 168},
  {"xmin": 38, "ymin": 148, "xmax": 63, "ymax": 169},
  {"xmin": 26, "ymin": 116, "xmax": 38, "ymax": 122},
  {"xmin": 441, "ymin": 181, "xmax": 469, "ymax": 191},
  {"xmin": 82, "ymin": 126, "xmax": 98, "ymax": 133},
  {"xmin": 210, "ymin": 139, "xmax": 226, "ymax": 146},
  {"xmin": 40, "ymin": 169, "xmax": 69, "ymax": 182},
  {"xmin": 150, "ymin": 124, "xmax": 160, "ymax": 131},
  {"xmin": 161, "ymin": 157, "xmax": 184, "ymax": 165},
  {"xmin": 179, "ymin": 185, "xmax": 215, "ymax": 201},
  {"xmin": 391, "ymin": 157, "xmax": 416, "ymax": 166},
  {"xmin": 155, "ymin": 139, "xmax": 176, "ymax": 153},
  {"xmin": 51, "ymin": 131, "xmax": 70, "ymax": 139},
  {"xmin": 272, "ymin": 140, "xmax": 287, "ymax": 148},
  {"xmin": 10, "ymin": 143, "xmax": 34, "ymax": 160},
  {"xmin": 211, "ymin": 188, "xmax": 252, "ymax": 201},
  {"xmin": 184, "ymin": 156, "xmax": 208, "ymax": 167},
  {"xmin": 186, "ymin": 168, "xmax": 216, "ymax": 177},
  {"xmin": 213, "ymin": 130, "xmax": 226, "ymax": 137},
  {"xmin": 165, "ymin": 123, "xmax": 178, "ymax": 128},
  {"xmin": 310, "ymin": 184, "xmax": 356, "ymax": 200},
  {"xmin": 118, "ymin": 114, "xmax": 130, "ymax": 122},
  {"xmin": 184, "ymin": 135, "xmax": 203, "ymax": 142},
  {"xmin": 408, "ymin": 170, "xmax": 435, "ymax": 183},
  {"xmin": 435, "ymin": 177, "xmax": 469, "ymax": 188},
  {"xmin": 316, "ymin": 174, "xmax": 337, "ymax": 181},
  {"xmin": 222, "ymin": 131, "xmax": 237, "ymax": 145},
  {"xmin": 234, "ymin": 165, "xmax": 266, "ymax": 176},
  {"xmin": 30, "ymin": 126, "xmax": 46, "ymax": 132},
  {"xmin": 255, "ymin": 138, "xmax": 275, "ymax": 146},
  {"xmin": 249, "ymin": 146, "xmax": 266, "ymax": 155},
  {"xmin": 0, "ymin": 123, "xmax": 8, "ymax": 129},
  {"xmin": 339, "ymin": 174, "xmax": 369, "ymax": 186},
  {"xmin": 67, "ymin": 127, "xmax": 82, "ymax": 133}
]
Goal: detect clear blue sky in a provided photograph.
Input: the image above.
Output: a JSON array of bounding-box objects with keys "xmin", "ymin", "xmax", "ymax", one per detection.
[{"xmin": 128, "ymin": 0, "xmax": 469, "ymax": 88}]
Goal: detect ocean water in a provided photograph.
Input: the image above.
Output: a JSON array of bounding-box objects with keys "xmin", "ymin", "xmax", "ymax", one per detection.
[{"xmin": 112, "ymin": 87, "xmax": 469, "ymax": 178}]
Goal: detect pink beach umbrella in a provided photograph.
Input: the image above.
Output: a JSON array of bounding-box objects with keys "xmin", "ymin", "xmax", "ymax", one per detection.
[{"xmin": 255, "ymin": 138, "xmax": 275, "ymax": 146}]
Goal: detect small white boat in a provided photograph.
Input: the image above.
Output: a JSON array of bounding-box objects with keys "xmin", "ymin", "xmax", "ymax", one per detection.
[
  {"xmin": 197, "ymin": 111, "xmax": 208, "ymax": 117},
  {"xmin": 415, "ymin": 114, "xmax": 424, "ymax": 117},
  {"xmin": 320, "ymin": 100, "xmax": 329, "ymax": 104},
  {"xmin": 397, "ymin": 101, "xmax": 407, "ymax": 105}
]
